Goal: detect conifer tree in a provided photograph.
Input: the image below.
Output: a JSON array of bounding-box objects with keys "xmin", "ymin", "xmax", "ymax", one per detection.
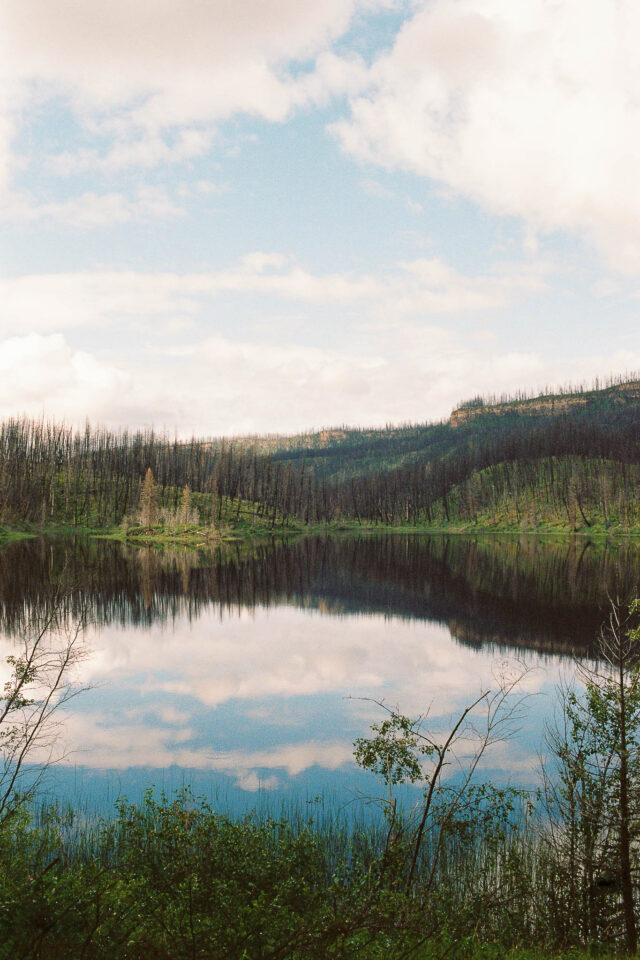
[
  {"xmin": 178, "ymin": 484, "xmax": 193, "ymax": 525},
  {"xmin": 139, "ymin": 468, "xmax": 159, "ymax": 526},
  {"xmin": 211, "ymin": 477, "xmax": 219, "ymax": 531}
]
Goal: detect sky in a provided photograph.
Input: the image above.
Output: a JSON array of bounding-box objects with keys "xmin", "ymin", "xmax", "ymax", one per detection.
[{"xmin": 1, "ymin": 0, "xmax": 639, "ymax": 437}]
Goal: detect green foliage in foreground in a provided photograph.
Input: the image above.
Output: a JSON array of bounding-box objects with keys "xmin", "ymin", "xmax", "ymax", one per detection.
[
  {"xmin": 0, "ymin": 791, "xmax": 395, "ymax": 960},
  {"xmin": 0, "ymin": 789, "xmax": 626, "ymax": 960}
]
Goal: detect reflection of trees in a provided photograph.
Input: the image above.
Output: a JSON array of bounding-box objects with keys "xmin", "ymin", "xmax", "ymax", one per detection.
[{"xmin": 1, "ymin": 534, "xmax": 639, "ymax": 658}]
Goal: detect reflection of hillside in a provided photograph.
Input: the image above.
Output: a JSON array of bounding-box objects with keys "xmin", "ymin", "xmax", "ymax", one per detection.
[
  {"xmin": 449, "ymin": 619, "xmax": 588, "ymax": 659},
  {"xmin": 1, "ymin": 533, "xmax": 639, "ymax": 658}
]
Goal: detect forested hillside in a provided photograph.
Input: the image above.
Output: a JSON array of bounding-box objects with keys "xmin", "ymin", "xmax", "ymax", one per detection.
[{"xmin": 2, "ymin": 375, "xmax": 640, "ymax": 533}]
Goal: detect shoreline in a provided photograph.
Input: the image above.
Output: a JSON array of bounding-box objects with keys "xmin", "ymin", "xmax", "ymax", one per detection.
[{"xmin": 4, "ymin": 518, "xmax": 640, "ymax": 547}]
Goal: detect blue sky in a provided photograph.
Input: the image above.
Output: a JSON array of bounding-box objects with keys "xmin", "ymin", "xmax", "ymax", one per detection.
[{"xmin": 1, "ymin": 0, "xmax": 639, "ymax": 435}]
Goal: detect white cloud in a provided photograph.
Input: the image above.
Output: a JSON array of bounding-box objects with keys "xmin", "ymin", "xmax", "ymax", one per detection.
[
  {"xmin": 0, "ymin": 274, "xmax": 199, "ymax": 333},
  {"xmin": 0, "ymin": 91, "xmax": 15, "ymax": 198},
  {"xmin": 1, "ymin": 0, "xmax": 358, "ymax": 121},
  {"xmin": 334, "ymin": 0, "xmax": 640, "ymax": 272},
  {"xmin": 4, "ymin": 185, "xmax": 185, "ymax": 226},
  {"xmin": 0, "ymin": 0, "xmax": 384, "ymax": 220},
  {"xmin": 0, "ymin": 254, "xmax": 547, "ymax": 336},
  {"xmin": 167, "ymin": 329, "xmax": 542, "ymax": 433},
  {"xmin": 0, "ymin": 0, "xmax": 375, "ymax": 189},
  {"xmin": 0, "ymin": 254, "xmax": 554, "ymax": 431},
  {"xmin": 0, "ymin": 258, "xmax": 635, "ymax": 436},
  {"xmin": 1, "ymin": 323, "xmax": 637, "ymax": 437},
  {"xmin": 0, "ymin": 0, "xmax": 410, "ymax": 227},
  {"xmin": 2, "ymin": 0, "xmax": 637, "ymax": 279},
  {"xmin": 361, "ymin": 178, "xmax": 395, "ymax": 199},
  {"xmin": 0, "ymin": 334, "xmax": 134, "ymax": 425},
  {"xmin": 47, "ymin": 129, "xmax": 214, "ymax": 177}
]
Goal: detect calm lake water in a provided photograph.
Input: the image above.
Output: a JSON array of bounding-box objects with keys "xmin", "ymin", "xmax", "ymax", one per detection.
[{"xmin": 1, "ymin": 533, "xmax": 639, "ymax": 812}]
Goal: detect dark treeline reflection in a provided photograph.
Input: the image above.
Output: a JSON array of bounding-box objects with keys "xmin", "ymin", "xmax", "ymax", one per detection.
[{"xmin": 1, "ymin": 534, "xmax": 638, "ymax": 657}]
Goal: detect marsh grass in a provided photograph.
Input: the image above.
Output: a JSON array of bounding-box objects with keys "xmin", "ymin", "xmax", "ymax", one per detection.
[{"xmin": 0, "ymin": 787, "xmax": 625, "ymax": 960}]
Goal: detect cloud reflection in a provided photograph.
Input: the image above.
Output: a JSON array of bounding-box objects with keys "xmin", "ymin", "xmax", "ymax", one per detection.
[{"xmin": 0, "ymin": 605, "xmax": 560, "ymax": 791}]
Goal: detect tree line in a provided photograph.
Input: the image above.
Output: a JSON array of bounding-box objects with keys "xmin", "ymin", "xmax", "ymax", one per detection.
[{"xmin": 4, "ymin": 387, "xmax": 640, "ymax": 530}]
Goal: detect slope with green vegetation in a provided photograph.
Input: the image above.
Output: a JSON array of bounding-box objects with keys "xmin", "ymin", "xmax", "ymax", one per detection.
[
  {"xmin": 206, "ymin": 373, "xmax": 640, "ymax": 483},
  {"xmin": 3, "ymin": 374, "xmax": 640, "ymax": 537},
  {"xmin": 450, "ymin": 376, "xmax": 640, "ymax": 426}
]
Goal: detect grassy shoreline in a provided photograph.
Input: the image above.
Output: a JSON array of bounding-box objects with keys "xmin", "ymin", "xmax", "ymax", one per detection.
[
  {"xmin": 6, "ymin": 516, "xmax": 640, "ymax": 548},
  {"xmin": 0, "ymin": 525, "xmax": 37, "ymax": 543}
]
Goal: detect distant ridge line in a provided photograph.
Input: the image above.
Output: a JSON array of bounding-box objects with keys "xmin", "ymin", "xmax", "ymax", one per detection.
[{"xmin": 450, "ymin": 376, "xmax": 640, "ymax": 427}]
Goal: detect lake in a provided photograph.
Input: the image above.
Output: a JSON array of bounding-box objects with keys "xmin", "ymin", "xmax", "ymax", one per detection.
[{"xmin": 1, "ymin": 532, "xmax": 638, "ymax": 813}]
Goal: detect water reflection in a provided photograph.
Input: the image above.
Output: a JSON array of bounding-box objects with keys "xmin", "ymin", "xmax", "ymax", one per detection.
[
  {"xmin": 1, "ymin": 533, "xmax": 638, "ymax": 656},
  {"xmin": 0, "ymin": 533, "xmax": 636, "ymax": 804}
]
